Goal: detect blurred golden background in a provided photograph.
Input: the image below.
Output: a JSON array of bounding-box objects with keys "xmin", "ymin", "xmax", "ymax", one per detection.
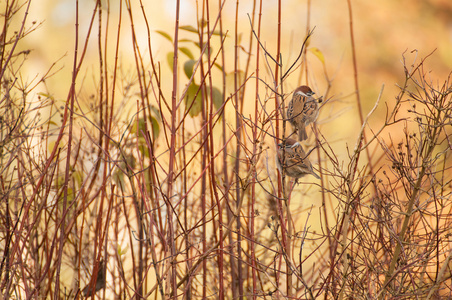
[{"xmin": 3, "ymin": 0, "xmax": 452, "ymax": 298}]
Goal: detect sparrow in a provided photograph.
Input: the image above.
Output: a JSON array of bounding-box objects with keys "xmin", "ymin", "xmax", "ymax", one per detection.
[
  {"xmin": 276, "ymin": 138, "xmax": 320, "ymax": 181},
  {"xmin": 82, "ymin": 260, "xmax": 106, "ymax": 297},
  {"xmin": 286, "ymin": 85, "xmax": 319, "ymax": 141}
]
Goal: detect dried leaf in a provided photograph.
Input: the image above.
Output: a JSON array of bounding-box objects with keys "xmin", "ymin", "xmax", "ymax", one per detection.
[{"xmin": 309, "ymin": 47, "xmax": 325, "ymax": 65}]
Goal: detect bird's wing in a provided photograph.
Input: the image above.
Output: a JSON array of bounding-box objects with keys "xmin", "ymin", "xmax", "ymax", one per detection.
[
  {"xmin": 286, "ymin": 99, "xmax": 294, "ymax": 119},
  {"xmin": 289, "ymin": 93, "xmax": 306, "ymax": 121},
  {"xmin": 302, "ymin": 98, "xmax": 319, "ymax": 122},
  {"xmin": 286, "ymin": 151, "xmax": 310, "ymax": 169}
]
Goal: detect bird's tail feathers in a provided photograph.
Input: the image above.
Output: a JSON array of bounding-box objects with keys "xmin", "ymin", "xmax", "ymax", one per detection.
[
  {"xmin": 298, "ymin": 126, "xmax": 308, "ymax": 141},
  {"xmin": 311, "ymin": 170, "xmax": 321, "ymax": 179}
]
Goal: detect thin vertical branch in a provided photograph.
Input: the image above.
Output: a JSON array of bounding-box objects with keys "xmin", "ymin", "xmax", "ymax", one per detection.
[
  {"xmin": 250, "ymin": 1, "xmax": 263, "ymax": 298},
  {"xmin": 167, "ymin": 0, "xmax": 181, "ymax": 296},
  {"xmin": 219, "ymin": 0, "xmax": 231, "ymax": 297},
  {"xmin": 346, "ymin": 0, "xmax": 374, "ymax": 174},
  {"xmin": 198, "ymin": 0, "xmax": 208, "ymax": 298},
  {"xmin": 234, "ymin": 0, "xmax": 243, "ymax": 298},
  {"xmin": 54, "ymin": 0, "xmax": 80, "ymax": 296},
  {"xmin": 204, "ymin": 0, "xmax": 225, "ymax": 298}
]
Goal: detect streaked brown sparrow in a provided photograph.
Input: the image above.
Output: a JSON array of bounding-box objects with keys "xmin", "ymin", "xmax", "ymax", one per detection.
[
  {"xmin": 82, "ymin": 260, "xmax": 106, "ymax": 297},
  {"xmin": 276, "ymin": 138, "xmax": 320, "ymax": 180},
  {"xmin": 286, "ymin": 85, "xmax": 319, "ymax": 141}
]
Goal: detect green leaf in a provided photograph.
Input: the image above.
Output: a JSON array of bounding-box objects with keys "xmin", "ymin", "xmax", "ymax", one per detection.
[
  {"xmin": 213, "ymin": 62, "xmax": 223, "ymax": 71},
  {"xmin": 129, "ymin": 115, "xmax": 160, "ymax": 140},
  {"xmin": 138, "ymin": 137, "xmax": 149, "ymax": 158},
  {"xmin": 211, "ymin": 29, "xmax": 223, "ymax": 36},
  {"xmin": 210, "ymin": 86, "xmax": 223, "ymax": 110},
  {"xmin": 73, "ymin": 171, "xmax": 83, "ymax": 187},
  {"xmin": 118, "ymin": 245, "xmax": 128, "ymax": 256},
  {"xmin": 179, "ymin": 47, "xmax": 194, "ymax": 59},
  {"xmin": 47, "ymin": 140, "xmax": 57, "ymax": 153},
  {"xmin": 58, "ymin": 188, "xmax": 74, "ymax": 204},
  {"xmin": 130, "ymin": 117, "xmax": 146, "ymax": 135},
  {"xmin": 55, "ymin": 175, "xmax": 65, "ymax": 188},
  {"xmin": 195, "ymin": 20, "xmax": 224, "ymax": 36},
  {"xmin": 185, "ymin": 84, "xmax": 202, "ymax": 117},
  {"xmin": 155, "ymin": 30, "xmax": 173, "ymax": 43},
  {"xmin": 167, "ymin": 52, "xmax": 174, "ymax": 70},
  {"xmin": 150, "ymin": 115, "xmax": 160, "ymax": 139},
  {"xmin": 149, "ymin": 106, "xmax": 160, "ymax": 139},
  {"xmin": 192, "ymin": 42, "xmax": 212, "ymax": 55},
  {"xmin": 183, "ymin": 60, "xmax": 196, "ymax": 79},
  {"xmin": 180, "ymin": 25, "xmax": 198, "ymax": 34},
  {"xmin": 150, "ymin": 105, "xmax": 160, "ymax": 120}
]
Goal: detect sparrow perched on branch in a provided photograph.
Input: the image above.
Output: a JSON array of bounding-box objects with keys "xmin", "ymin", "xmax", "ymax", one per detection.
[
  {"xmin": 286, "ymin": 85, "xmax": 320, "ymax": 141},
  {"xmin": 82, "ymin": 260, "xmax": 106, "ymax": 297},
  {"xmin": 276, "ymin": 138, "xmax": 320, "ymax": 180}
]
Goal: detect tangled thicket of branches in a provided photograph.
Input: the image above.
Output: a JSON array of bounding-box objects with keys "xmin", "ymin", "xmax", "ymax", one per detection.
[{"xmin": 1, "ymin": 1, "xmax": 451, "ymax": 299}]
